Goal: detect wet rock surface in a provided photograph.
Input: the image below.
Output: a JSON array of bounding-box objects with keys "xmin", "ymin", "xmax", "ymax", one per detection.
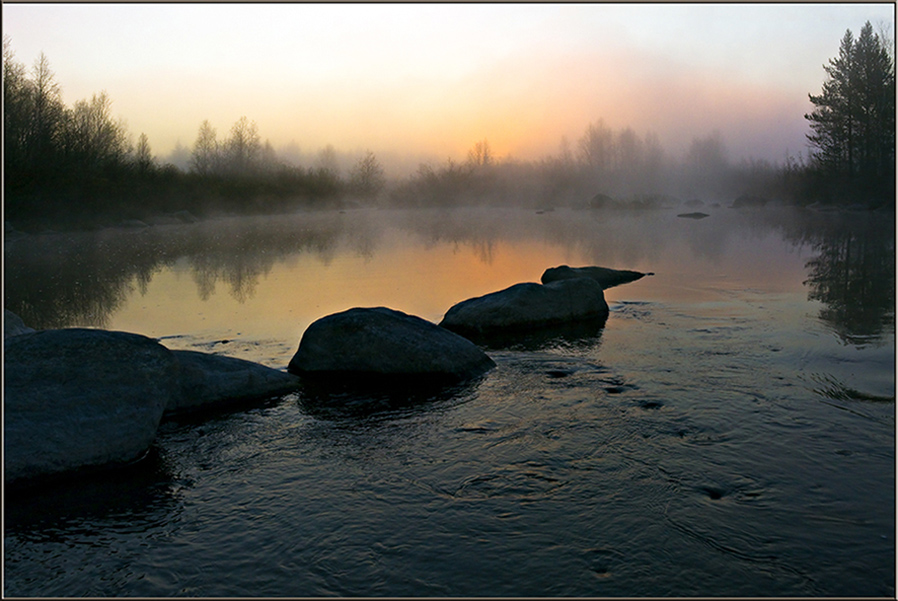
[
  {"xmin": 4, "ymin": 309, "xmax": 35, "ymax": 339},
  {"xmin": 540, "ymin": 264, "xmax": 651, "ymax": 289},
  {"xmin": 167, "ymin": 350, "xmax": 300, "ymax": 415},
  {"xmin": 289, "ymin": 306, "xmax": 495, "ymax": 383},
  {"xmin": 4, "ymin": 328, "xmax": 179, "ymax": 484},
  {"xmin": 440, "ymin": 278, "xmax": 609, "ymax": 336}
]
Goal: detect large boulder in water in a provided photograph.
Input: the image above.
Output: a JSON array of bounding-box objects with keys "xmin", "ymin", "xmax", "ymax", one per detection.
[
  {"xmin": 288, "ymin": 307, "xmax": 495, "ymax": 383},
  {"xmin": 167, "ymin": 350, "xmax": 300, "ymax": 415},
  {"xmin": 440, "ymin": 278, "xmax": 608, "ymax": 336},
  {"xmin": 4, "ymin": 328, "xmax": 179, "ymax": 484},
  {"xmin": 541, "ymin": 264, "xmax": 651, "ymax": 289}
]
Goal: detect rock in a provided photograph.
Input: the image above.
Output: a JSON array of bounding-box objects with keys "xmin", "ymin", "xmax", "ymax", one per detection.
[
  {"xmin": 289, "ymin": 307, "xmax": 495, "ymax": 383},
  {"xmin": 118, "ymin": 219, "xmax": 149, "ymax": 229},
  {"xmin": 440, "ymin": 278, "xmax": 608, "ymax": 336},
  {"xmin": 167, "ymin": 350, "xmax": 300, "ymax": 415},
  {"xmin": 677, "ymin": 212, "xmax": 710, "ymax": 219},
  {"xmin": 540, "ymin": 265, "xmax": 652, "ymax": 289},
  {"xmin": 171, "ymin": 210, "xmax": 199, "ymax": 224},
  {"xmin": 4, "ymin": 309, "xmax": 35, "ymax": 339},
  {"xmin": 4, "ymin": 329, "xmax": 179, "ymax": 484}
]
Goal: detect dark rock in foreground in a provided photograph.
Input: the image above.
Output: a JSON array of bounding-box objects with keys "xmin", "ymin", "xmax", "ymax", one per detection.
[
  {"xmin": 540, "ymin": 265, "xmax": 652, "ymax": 289},
  {"xmin": 289, "ymin": 307, "xmax": 495, "ymax": 383},
  {"xmin": 168, "ymin": 350, "xmax": 300, "ymax": 415},
  {"xmin": 4, "ymin": 329, "xmax": 179, "ymax": 484},
  {"xmin": 440, "ymin": 278, "xmax": 608, "ymax": 336},
  {"xmin": 4, "ymin": 309, "xmax": 35, "ymax": 340}
]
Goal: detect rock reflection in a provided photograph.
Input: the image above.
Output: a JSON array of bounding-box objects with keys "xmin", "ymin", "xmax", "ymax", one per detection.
[
  {"xmin": 296, "ymin": 376, "xmax": 483, "ymax": 422},
  {"xmin": 4, "ymin": 447, "xmax": 179, "ymax": 540},
  {"xmin": 460, "ymin": 316, "xmax": 607, "ymax": 352}
]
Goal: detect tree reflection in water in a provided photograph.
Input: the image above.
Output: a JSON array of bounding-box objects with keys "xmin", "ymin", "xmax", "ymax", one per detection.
[
  {"xmin": 4, "ymin": 207, "xmax": 894, "ymax": 348},
  {"xmin": 4, "ymin": 212, "xmax": 355, "ymax": 330},
  {"xmin": 804, "ymin": 223, "xmax": 894, "ymax": 346},
  {"xmin": 758, "ymin": 209, "xmax": 894, "ymax": 347}
]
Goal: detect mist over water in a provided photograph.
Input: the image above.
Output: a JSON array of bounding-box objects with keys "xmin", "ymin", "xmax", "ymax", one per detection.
[{"xmin": 3, "ymin": 205, "xmax": 894, "ymax": 597}]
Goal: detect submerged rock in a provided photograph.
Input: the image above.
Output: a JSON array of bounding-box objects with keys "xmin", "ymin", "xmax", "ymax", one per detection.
[
  {"xmin": 440, "ymin": 278, "xmax": 608, "ymax": 336},
  {"xmin": 540, "ymin": 265, "xmax": 652, "ymax": 289},
  {"xmin": 167, "ymin": 350, "xmax": 301, "ymax": 415},
  {"xmin": 289, "ymin": 307, "xmax": 495, "ymax": 383},
  {"xmin": 4, "ymin": 309, "xmax": 35, "ymax": 340},
  {"xmin": 4, "ymin": 329, "xmax": 179, "ymax": 484},
  {"xmin": 118, "ymin": 219, "xmax": 150, "ymax": 229}
]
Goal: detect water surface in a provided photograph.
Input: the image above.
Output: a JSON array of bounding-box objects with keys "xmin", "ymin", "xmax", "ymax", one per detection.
[{"xmin": 4, "ymin": 206, "xmax": 894, "ymax": 596}]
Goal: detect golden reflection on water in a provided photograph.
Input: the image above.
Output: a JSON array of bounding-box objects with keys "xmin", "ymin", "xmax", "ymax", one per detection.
[
  {"xmin": 6, "ymin": 207, "xmax": 891, "ymax": 359},
  {"xmin": 109, "ymin": 235, "xmax": 592, "ymax": 342},
  {"xmin": 108, "ymin": 218, "xmax": 811, "ymax": 349}
]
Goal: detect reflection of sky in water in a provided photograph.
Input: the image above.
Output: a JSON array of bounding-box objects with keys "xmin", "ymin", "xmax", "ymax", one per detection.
[
  {"xmin": 5, "ymin": 207, "xmax": 893, "ymax": 366},
  {"xmin": 106, "ymin": 209, "xmax": 813, "ymax": 345}
]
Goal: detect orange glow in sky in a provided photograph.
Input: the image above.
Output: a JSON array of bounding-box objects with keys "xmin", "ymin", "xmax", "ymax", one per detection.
[{"xmin": 2, "ymin": 3, "xmax": 893, "ymax": 169}]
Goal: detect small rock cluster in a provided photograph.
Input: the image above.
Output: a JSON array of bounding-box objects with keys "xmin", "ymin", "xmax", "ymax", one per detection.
[
  {"xmin": 4, "ymin": 264, "xmax": 650, "ymax": 485},
  {"xmin": 4, "ymin": 321, "xmax": 300, "ymax": 484}
]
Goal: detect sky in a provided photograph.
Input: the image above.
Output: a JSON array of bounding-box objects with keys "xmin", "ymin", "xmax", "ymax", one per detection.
[{"xmin": 3, "ymin": 3, "xmax": 894, "ymax": 172}]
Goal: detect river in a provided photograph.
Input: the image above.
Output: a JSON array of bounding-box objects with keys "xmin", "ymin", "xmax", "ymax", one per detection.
[{"xmin": 3, "ymin": 205, "xmax": 894, "ymax": 596}]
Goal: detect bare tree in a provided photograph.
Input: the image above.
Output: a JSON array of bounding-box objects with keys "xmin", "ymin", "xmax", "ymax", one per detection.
[
  {"xmin": 349, "ymin": 150, "xmax": 386, "ymax": 199},
  {"xmin": 316, "ymin": 144, "xmax": 340, "ymax": 176},
  {"xmin": 684, "ymin": 130, "xmax": 730, "ymax": 197},
  {"xmin": 466, "ymin": 139, "xmax": 493, "ymax": 168},
  {"xmin": 578, "ymin": 119, "xmax": 614, "ymax": 171},
  {"xmin": 133, "ymin": 132, "xmax": 154, "ymax": 172},
  {"xmin": 224, "ymin": 116, "xmax": 261, "ymax": 175},
  {"xmin": 27, "ymin": 52, "xmax": 65, "ymax": 166},
  {"xmin": 62, "ymin": 91, "xmax": 129, "ymax": 170},
  {"xmin": 190, "ymin": 120, "xmax": 219, "ymax": 176},
  {"xmin": 614, "ymin": 127, "xmax": 643, "ymax": 172},
  {"xmin": 3, "ymin": 36, "xmax": 31, "ymax": 171}
]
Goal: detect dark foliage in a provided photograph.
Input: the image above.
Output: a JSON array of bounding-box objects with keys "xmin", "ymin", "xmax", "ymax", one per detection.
[{"xmin": 805, "ymin": 21, "xmax": 896, "ymax": 207}]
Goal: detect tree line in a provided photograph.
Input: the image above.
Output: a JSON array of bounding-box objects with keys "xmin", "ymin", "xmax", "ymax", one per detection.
[
  {"xmin": 3, "ymin": 23, "xmax": 894, "ymax": 228},
  {"xmin": 3, "ymin": 35, "xmax": 387, "ymax": 225}
]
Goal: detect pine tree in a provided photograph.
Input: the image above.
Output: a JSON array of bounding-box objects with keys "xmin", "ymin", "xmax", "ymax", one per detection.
[{"xmin": 805, "ymin": 21, "xmax": 895, "ymax": 202}]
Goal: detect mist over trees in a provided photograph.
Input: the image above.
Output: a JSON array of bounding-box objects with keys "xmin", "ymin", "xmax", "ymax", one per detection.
[{"xmin": 3, "ymin": 24, "xmax": 894, "ymax": 229}]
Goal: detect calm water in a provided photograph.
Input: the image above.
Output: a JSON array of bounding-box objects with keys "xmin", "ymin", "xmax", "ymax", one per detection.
[{"xmin": 4, "ymin": 206, "xmax": 895, "ymax": 597}]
